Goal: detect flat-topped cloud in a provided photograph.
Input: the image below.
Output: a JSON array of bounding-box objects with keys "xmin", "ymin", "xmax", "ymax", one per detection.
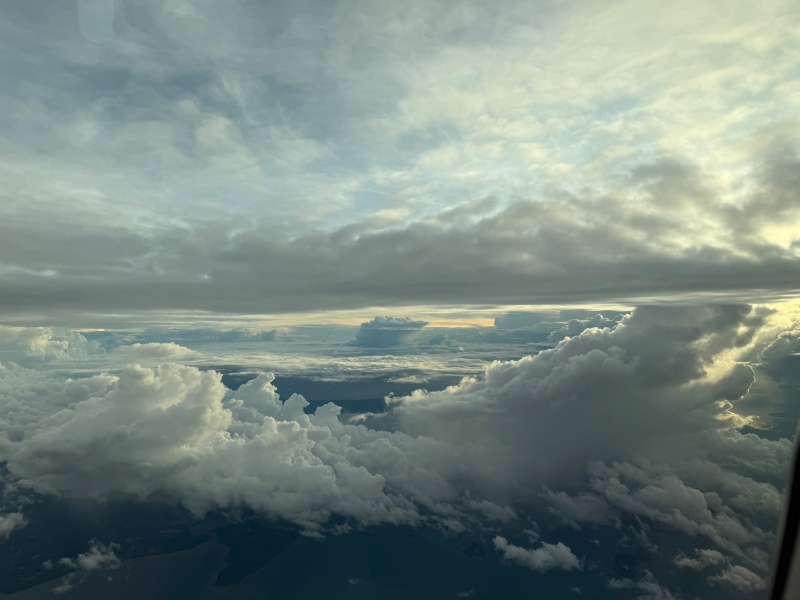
[{"xmin": 350, "ymin": 316, "xmax": 429, "ymax": 347}]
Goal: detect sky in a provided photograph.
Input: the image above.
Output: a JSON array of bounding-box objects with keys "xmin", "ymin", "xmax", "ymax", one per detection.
[
  {"xmin": 0, "ymin": 0, "xmax": 799, "ymax": 326},
  {"xmin": 1, "ymin": 1, "xmax": 800, "ymax": 599}
]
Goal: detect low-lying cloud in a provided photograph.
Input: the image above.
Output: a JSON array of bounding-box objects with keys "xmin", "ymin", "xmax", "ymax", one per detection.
[
  {"xmin": 0, "ymin": 304, "xmax": 796, "ymax": 595},
  {"xmin": 50, "ymin": 540, "xmax": 122, "ymax": 595},
  {"xmin": 493, "ymin": 536, "xmax": 581, "ymax": 573}
]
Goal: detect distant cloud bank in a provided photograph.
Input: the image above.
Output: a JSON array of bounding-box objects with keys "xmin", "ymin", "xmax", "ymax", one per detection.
[{"xmin": 350, "ymin": 316, "xmax": 429, "ymax": 347}]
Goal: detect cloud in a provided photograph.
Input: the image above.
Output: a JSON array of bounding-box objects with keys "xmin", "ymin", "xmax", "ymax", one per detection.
[
  {"xmin": 420, "ymin": 332, "xmax": 451, "ymax": 346},
  {"xmin": 673, "ymin": 547, "xmax": 769, "ymax": 593},
  {"xmin": 493, "ymin": 312, "xmax": 559, "ymax": 330},
  {"xmin": 0, "ymin": 326, "xmax": 102, "ymax": 367},
  {"xmin": 135, "ymin": 328, "xmax": 280, "ymax": 344},
  {"xmin": 0, "ymin": 0, "xmax": 798, "ymax": 323},
  {"xmin": 673, "ymin": 548, "xmax": 726, "ymax": 570},
  {"xmin": 608, "ymin": 571, "xmax": 678, "ymax": 600},
  {"xmin": 351, "ymin": 316, "xmax": 429, "ymax": 347},
  {"xmin": 53, "ymin": 539, "xmax": 121, "ymax": 595},
  {"xmin": 0, "ymin": 144, "xmax": 800, "ymax": 324},
  {"xmin": 0, "ymin": 303, "xmax": 795, "ymax": 586},
  {"xmin": 0, "ymin": 512, "xmax": 27, "ymax": 541},
  {"xmin": 390, "ymin": 304, "xmax": 790, "ymax": 573},
  {"xmin": 58, "ymin": 539, "xmax": 121, "ymax": 572},
  {"xmin": 110, "ymin": 342, "xmax": 197, "ymax": 362},
  {"xmin": 2, "ymin": 147, "xmax": 800, "ymax": 322},
  {"xmin": 710, "ymin": 565, "xmax": 767, "ymax": 592},
  {"xmin": 0, "ymin": 364, "xmax": 456, "ymax": 530},
  {"xmin": 493, "ymin": 535, "xmax": 581, "ymax": 572},
  {"xmin": 394, "ymin": 305, "xmax": 775, "ymax": 476},
  {"xmin": 547, "ymin": 313, "xmax": 625, "ymax": 343}
]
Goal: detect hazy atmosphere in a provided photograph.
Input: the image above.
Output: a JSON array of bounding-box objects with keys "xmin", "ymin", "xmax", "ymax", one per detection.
[{"xmin": 1, "ymin": 1, "xmax": 799, "ymax": 598}]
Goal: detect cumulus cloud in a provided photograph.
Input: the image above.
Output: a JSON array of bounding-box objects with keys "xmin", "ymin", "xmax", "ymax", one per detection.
[
  {"xmin": 608, "ymin": 571, "xmax": 677, "ymax": 600},
  {"xmin": 0, "ymin": 512, "xmax": 27, "ymax": 541},
  {"xmin": 0, "ymin": 364, "xmax": 458, "ymax": 530},
  {"xmin": 493, "ymin": 536, "xmax": 581, "ymax": 572},
  {"xmin": 394, "ymin": 305, "xmax": 775, "ymax": 477},
  {"xmin": 53, "ymin": 540, "xmax": 121, "ymax": 595},
  {"xmin": 0, "ymin": 303, "xmax": 795, "ymax": 588},
  {"xmin": 709, "ymin": 565, "xmax": 767, "ymax": 592},
  {"xmin": 390, "ymin": 304, "xmax": 790, "ymax": 576},
  {"xmin": 673, "ymin": 547, "xmax": 769, "ymax": 593},
  {"xmin": 351, "ymin": 316, "xmax": 429, "ymax": 347},
  {"xmin": 673, "ymin": 548, "xmax": 726, "ymax": 570},
  {"xmin": 58, "ymin": 540, "xmax": 121, "ymax": 572},
  {"xmin": 0, "ymin": 326, "xmax": 102, "ymax": 367},
  {"xmin": 546, "ymin": 313, "xmax": 625, "ymax": 343}
]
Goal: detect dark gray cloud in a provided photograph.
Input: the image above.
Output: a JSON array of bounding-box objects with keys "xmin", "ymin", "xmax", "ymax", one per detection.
[
  {"xmin": 351, "ymin": 316, "xmax": 429, "ymax": 347},
  {"xmin": 1, "ymin": 149, "xmax": 799, "ymax": 322},
  {"xmin": 0, "ymin": 1, "xmax": 798, "ymax": 322}
]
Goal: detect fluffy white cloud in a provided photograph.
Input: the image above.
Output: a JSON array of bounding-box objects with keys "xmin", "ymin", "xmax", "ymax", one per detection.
[
  {"xmin": 547, "ymin": 314, "xmax": 624, "ymax": 343},
  {"xmin": 53, "ymin": 540, "xmax": 121, "ymax": 595},
  {"xmin": 0, "ymin": 512, "xmax": 27, "ymax": 541},
  {"xmin": 673, "ymin": 547, "xmax": 770, "ymax": 593},
  {"xmin": 0, "ymin": 303, "xmax": 795, "ymax": 586},
  {"xmin": 493, "ymin": 535, "xmax": 581, "ymax": 572},
  {"xmin": 0, "ymin": 326, "xmax": 102, "ymax": 367},
  {"xmin": 0, "ymin": 363, "xmax": 462, "ymax": 530},
  {"xmin": 390, "ymin": 304, "xmax": 791, "ymax": 579},
  {"xmin": 58, "ymin": 540, "xmax": 121, "ymax": 572},
  {"xmin": 710, "ymin": 565, "xmax": 767, "ymax": 592},
  {"xmin": 674, "ymin": 548, "xmax": 726, "ymax": 570},
  {"xmin": 395, "ymin": 305, "xmax": 776, "ymax": 481}
]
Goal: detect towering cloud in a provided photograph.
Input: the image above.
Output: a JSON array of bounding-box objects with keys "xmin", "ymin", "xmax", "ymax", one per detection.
[
  {"xmin": 493, "ymin": 536, "xmax": 581, "ymax": 573},
  {"xmin": 0, "ymin": 326, "xmax": 102, "ymax": 367},
  {"xmin": 351, "ymin": 316, "xmax": 429, "ymax": 347}
]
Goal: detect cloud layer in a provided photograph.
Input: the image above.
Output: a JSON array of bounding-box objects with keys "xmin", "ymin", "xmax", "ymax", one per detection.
[
  {"xmin": 0, "ymin": 1, "xmax": 798, "ymax": 321},
  {"xmin": 0, "ymin": 303, "xmax": 794, "ymax": 598}
]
